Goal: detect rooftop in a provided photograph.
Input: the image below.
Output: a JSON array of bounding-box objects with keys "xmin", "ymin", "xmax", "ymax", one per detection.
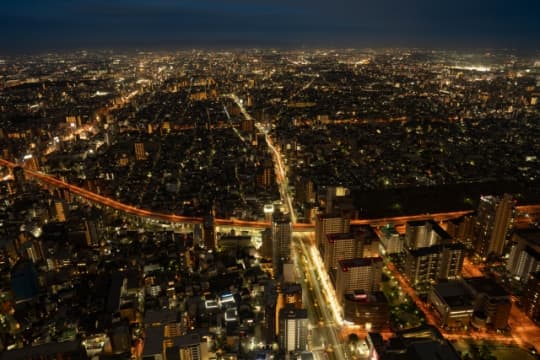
[
  {"xmin": 464, "ymin": 277, "xmax": 510, "ymax": 298},
  {"xmin": 339, "ymin": 256, "xmax": 383, "ymax": 269}
]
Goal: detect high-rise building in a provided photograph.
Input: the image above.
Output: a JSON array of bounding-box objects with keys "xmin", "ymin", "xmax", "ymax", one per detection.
[
  {"xmin": 54, "ymin": 200, "xmax": 69, "ymax": 222},
  {"xmin": 315, "ymin": 214, "xmax": 349, "ymax": 255},
  {"xmin": 55, "ymin": 187, "xmax": 72, "ymax": 203},
  {"xmin": 378, "ymin": 224, "xmax": 404, "ymax": 255},
  {"xmin": 203, "ymin": 215, "xmax": 216, "ymax": 250},
  {"xmin": 325, "ymin": 186, "xmax": 349, "ymax": 214},
  {"xmin": 134, "ymin": 142, "xmax": 147, "ymax": 160},
  {"xmin": 446, "ymin": 215, "xmax": 475, "ymax": 249},
  {"xmin": 405, "ymin": 245, "xmax": 442, "ymax": 286},
  {"xmin": 272, "ymin": 212, "xmax": 292, "ymax": 277},
  {"xmin": 350, "ymin": 225, "xmax": 380, "ymax": 257},
  {"xmin": 282, "ymin": 261, "xmax": 295, "ymax": 283},
  {"xmin": 506, "ymin": 229, "xmax": 540, "ymax": 282},
  {"xmin": 323, "ymin": 232, "xmax": 363, "ymax": 271},
  {"xmin": 509, "ymin": 246, "xmax": 540, "ymax": 282},
  {"xmin": 66, "ymin": 115, "xmax": 82, "ymax": 127},
  {"xmin": 295, "ymin": 178, "xmax": 315, "ymax": 205},
  {"xmin": 21, "ymin": 238, "xmax": 44, "ymax": 263},
  {"xmin": 439, "ymin": 242, "xmax": 466, "ymax": 280},
  {"xmin": 23, "ymin": 155, "xmax": 39, "ymax": 172},
  {"xmin": 12, "ymin": 166, "xmax": 25, "ymax": 193},
  {"xmin": 241, "ymin": 117, "xmax": 254, "ymax": 133},
  {"xmin": 264, "ymin": 281, "xmax": 278, "ymax": 344},
  {"xmin": 335, "ymin": 257, "xmax": 383, "ymax": 303},
  {"xmin": 261, "ymin": 228, "xmax": 273, "ymax": 260},
  {"xmin": 257, "ymin": 159, "xmax": 274, "ymax": 190},
  {"xmin": 278, "ymin": 308, "xmax": 308, "ymax": 353},
  {"xmin": 474, "ymin": 194, "xmax": 514, "ymax": 258},
  {"xmin": 522, "ymin": 272, "xmax": 540, "ymax": 322},
  {"xmin": 405, "ymin": 242, "xmax": 465, "ymax": 286},
  {"xmin": 405, "ymin": 220, "xmax": 450, "ymax": 250},
  {"xmin": 84, "ymin": 219, "xmax": 100, "ymax": 247}
]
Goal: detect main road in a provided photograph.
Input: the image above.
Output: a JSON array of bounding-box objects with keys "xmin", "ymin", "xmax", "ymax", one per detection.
[{"xmin": 230, "ymin": 93, "xmax": 350, "ymax": 359}]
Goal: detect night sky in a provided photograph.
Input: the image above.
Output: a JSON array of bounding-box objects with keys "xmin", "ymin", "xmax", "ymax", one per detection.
[{"xmin": 1, "ymin": 0, "xmax": 539, "ymax": 53}]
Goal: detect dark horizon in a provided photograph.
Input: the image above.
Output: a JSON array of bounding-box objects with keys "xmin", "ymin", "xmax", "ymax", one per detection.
[{"xmin": 1, "ymin": 0, "xmax": 540, "ymax": 54}]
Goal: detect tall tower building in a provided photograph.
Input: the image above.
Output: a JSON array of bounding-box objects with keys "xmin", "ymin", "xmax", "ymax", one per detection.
[
  {"xmin": 439, "ymin": 242, "xmax": 466, "ymax": 280},
  {"xmin": 84, "ymin": 219, "xmax": 100, "ymax": 247},
  {"xmin": 379, "ymin": 224, "xmax": 404, "ymax": 255},
  {"xmin": 405, "ymin": 243, "xmax": 465, "ymax": 287},
  {"xmin": 203, "ymin": 215, "xmax": 216, "ymax": 250},
  {"xmin": 12, "ymin": 166, "xmax": 26, "ymax": 194},
  {"xmin": 261, "ymin": 228, "xmax": 273, "ymax": 260},
  {"xmin": 404, "ymin": 245, "xmax": 442, "ymax": 286},
  {"xmin": 278, "ymin": 308, "xmax": 308, "ymax": 353},
  {"xmin": 325, "ymin": 186, "xmax": 349, "ymax": 214},
  {"xmin": 272, "ymin": 212, "xmax": 292, "ymax": 277},
  {"xmin": 447, "ymin": 215, "xmax": 475, "ymax": 249},
  {"xmin": 257, "ymin": 161, "xmax": 274, "ymax": 190},
  {"xmin": 315, "ymin": 214, "xmax": 350, "ymax": 255},
  {"xmin": 474, "ymin": 194, "xmax": 514, "ymax": 258},
  {"xmin": 335, "ymin": 257, "xmax": 383, "ymax": 303},
  {"xmin": 506, "ymin": 229, "xmax": 540, "ymax": 282},
  {"xmin": 264, "ymin": 280, "xmax": 278, "ymax": 344},
  {"xmin": 522, "ymin": 272, "xmax": 540, "ymax": 322},
  {"xmin": 323, "ymin": 233, "xmax": 363, "ymax": 271}
]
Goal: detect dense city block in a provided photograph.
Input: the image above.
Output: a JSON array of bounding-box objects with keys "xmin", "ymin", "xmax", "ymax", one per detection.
[{"xmin": 1, "ymin": 49, "xmax": 540, "ymax": 359}]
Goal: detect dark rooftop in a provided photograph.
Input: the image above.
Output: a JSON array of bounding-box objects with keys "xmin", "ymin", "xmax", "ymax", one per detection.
[
  {"xmin": 339, "ymin": 257, "xmax": 383, "ymax": 269},
  {"xmin": 327, "ymin": 232, "xmax": 355, "ymax": 242},
  {"xmin": 464, "ymin": 277, "xmax": 510, "ymax": 298},
  {"xmin": 279, "ymin": 308, "xmax": 308, "ymax": 319},
  {"xmin": 408, "ymin": 245, "xmax": 442, "ymax": 257},
  {"xmin": 432, "ymin": 281, "xmax": 473, "ymax": 308}
]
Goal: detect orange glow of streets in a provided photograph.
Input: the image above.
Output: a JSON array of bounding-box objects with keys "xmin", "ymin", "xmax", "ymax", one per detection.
[
  {"xmin": 462, "ymin": 259, "xmax": 540, "ymax": 350},
  {"xmin": 386, "ymin": 262, "xmax": 439, "ymax": 328},
  {"xmin": 388, "ymin": 257, "xmax": 540, "ymax": 350},
  {"xmin": 462, "ymin": 258, "xmax": 483, "ymax": 277}
]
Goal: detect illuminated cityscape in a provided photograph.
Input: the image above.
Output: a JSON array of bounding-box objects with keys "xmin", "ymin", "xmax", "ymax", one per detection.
[{"xmin": 1, "ymin": 1, "xmax": 540, "ymax": 360}]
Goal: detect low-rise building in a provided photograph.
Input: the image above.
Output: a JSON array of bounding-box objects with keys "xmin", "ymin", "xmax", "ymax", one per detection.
[
  {"xmin": 428, "ymin": 281, "xmax": 474, "ymax": 329},
  {"xmin": 464, "ymin": 277, "xmax": 511, "ymax": 330},
  {"xmin": 343, "ymin": 291, "xmax": 390, "ymax": 330}
]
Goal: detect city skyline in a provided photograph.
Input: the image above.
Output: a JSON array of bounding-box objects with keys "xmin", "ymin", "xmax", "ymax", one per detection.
[
  {"xmin": 1, "ymin": 1, "xmax": 540, "ymax": 356},
  {"xmin": 1, "ymin": 0, "xmax": 540, "ymax": 53}
]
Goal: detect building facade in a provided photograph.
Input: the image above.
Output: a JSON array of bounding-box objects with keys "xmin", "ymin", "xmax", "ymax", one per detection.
[
  {"xmin": 272, "ymin": 212, "xmax": 292, "ymax": 277},
  {"xmin": 522, "ymin": 272, "xmax": 540, "ymax": 323},
  {"xmin": 474, "ymin": 194, "xmax": 513, "ymax": 258},
  {"xmin": 315, "ymin": 214, "xmax": 350, "ymax": 256},
  {"xmin": 278, "ymin": 308, "xmax": 308, "ymax": 353},
  {"xmin": 506, "ymin": 229, "xmax": 540, "ymax": 282},
  {"xmin": 335, "ymin": 257, "xmax": 383, "ymax": 303}
]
